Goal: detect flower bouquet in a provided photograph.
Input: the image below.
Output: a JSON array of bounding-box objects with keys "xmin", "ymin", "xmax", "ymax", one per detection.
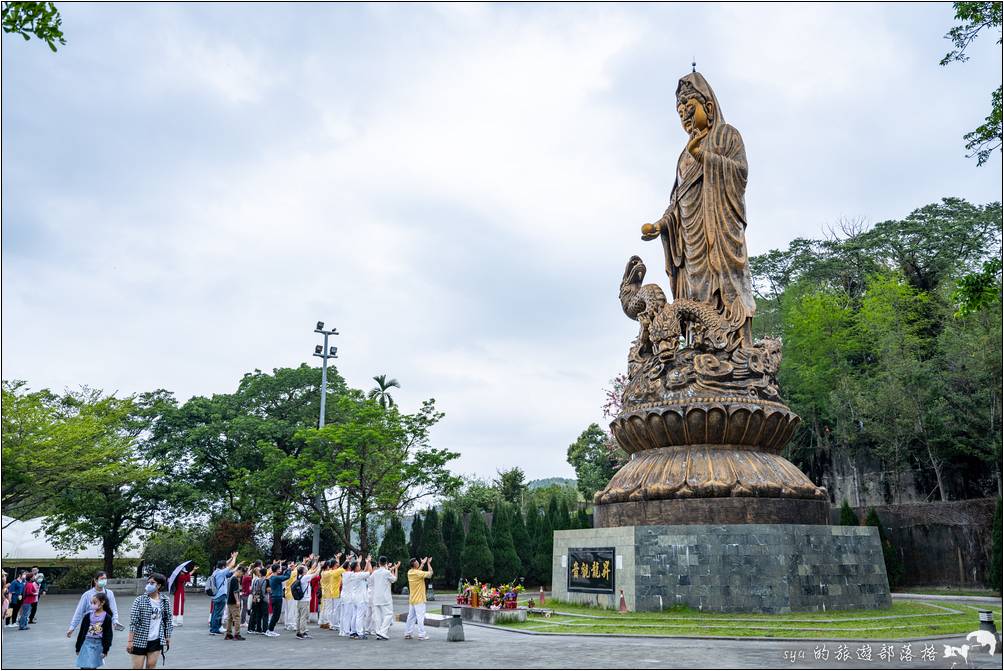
[
  {"xmin": 498, "ymin": 581, "xmax": 524, "ymax": 609},
  {"xmin": 457, "ymin": 579, "xmax": 524, "ymax": 609}
]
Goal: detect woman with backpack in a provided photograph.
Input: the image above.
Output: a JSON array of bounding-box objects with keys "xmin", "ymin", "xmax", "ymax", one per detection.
[
  {"xmin": 292, "ymin": 557, "xmax": 321, "ymax": 640},
  {"xmin": 247, "ymin": 566, "xmax": 269, "ymax": 634}
]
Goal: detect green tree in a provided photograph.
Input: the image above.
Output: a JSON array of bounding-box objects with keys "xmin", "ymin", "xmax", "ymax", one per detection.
[
  {"xmin": 839, "ymin": 500, "xmax": 858, "ymax": 526},
  {"xmin": 854, "ymin": 274, "xmax": 949, "ymax": 500},
  {"xmin": 442, "ymin": 508, "xmax": 465, "ymax": 589},
  {"xmin": 442, "ymin": 477, "xmax": 500, "ymax": 514},
  {"xmin": 935, "ymin": 297, "xmax": 1003, "ymax": 492},
  {"xmin": 953, "ymin": 257, "xmax": 1003, "ymax": 317},
  {"xmin": 509, "ymin": 505, "xmax": 533, "ymax": 573},
  {"xmin": 419, "ymin": 508, "xmax": 448, "ymax": 586},
  {"xmin": 490, "ymin": 503, "xmax": 521, "ymax": 583},
  {"xmin": 153, "ymin": 364, "xmax": 345, "ymax": 557},
  {"xmin": 2, "ymin": 2, "xmax": 65, "ymax": 51},
  {"xmin": 750, "ymin": 198, "xmax": 1002, "ymax": 503},
  {"xmin": 530, "ymin": 507, "xmax": 554, "ymax": 589},
  {"xmin": 525, "ymin": 482, "xmax": 580, "ymax": 516},
  {"xmin": 863, "ymin": 199, "xmax": 1001, "ymax": 293},
  {"xmin": 2, "ymin": 380, "xmax": 147, "ymax": 524},
  {"xmin": 378, "ymin": 517, "xmax": 410, "ymax": 593},
  {"xmin": 494, "ymin": 467, "xmax": 527, "ymax": 506},
  {"xmin": 409, "ymin": 512, "xmax": 424, "ymax": 559},
  {"xmin": 522, "ymin": 505, "xmax": 541, "ymax": 585},
  {"xmin": 367, "ymin": 374, "xmax": 401, "ymax": 409},
  {"xmin": 865, "ymin": 508, "xmax": 904, "ymax": 588},
  {"xmin": 296, "ymin": 396, "xmax": 459, "ymax": 555},
  {"xmin": 142, "ymin": 526, "xmax": 210, "ymax": 578},
  {"xmin": 989, "ymin": 498, "xmax": 1002, "ymax": 593},
  {"xmin": 547, "ymin": 495, "xmax": 571, "ymax": 531},
  {"xmin": 576, "ymin": 508, "xmax": 592, "ymax": 529},
  {"xmin": 460, "ymin": 511, "xmax": 493, "ymax": 582},
  {"xmin": 39, "ymin": 389, "xmax": 197, "ymax": 576},
  {"xmin": 941, "ymin": 1, "xmax": 1002, "ymax": 165},
  {"xmin": 566, "ymin": 424, "xmax": 617, "ymax": 501}
]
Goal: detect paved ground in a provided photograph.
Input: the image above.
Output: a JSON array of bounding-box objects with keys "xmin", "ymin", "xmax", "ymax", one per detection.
[{"xmin": 1, "ymin": 594, "xmax": 1000, "ymax": 669}]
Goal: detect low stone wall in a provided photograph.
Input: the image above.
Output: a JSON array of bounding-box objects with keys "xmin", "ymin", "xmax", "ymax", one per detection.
[
  {"xmin": 440, "ymin": 604, "xmax": 527, "ymax": 624},
  {"xmin": 553, "ymin": 524, "xmax": 891, "ymax": 614},
  {"xmin": 830, "ymin": 498, "xmax": 998, "ymax": 587}
]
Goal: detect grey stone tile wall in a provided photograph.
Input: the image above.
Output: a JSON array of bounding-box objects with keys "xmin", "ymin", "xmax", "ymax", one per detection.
[{"xmin": 553, "ymin": 524, "xmax": 891, "ymax": 614}]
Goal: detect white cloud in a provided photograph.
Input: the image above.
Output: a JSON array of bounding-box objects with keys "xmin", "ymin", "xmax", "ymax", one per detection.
[{"xmin": 2, "ymin": 3, "xmax": 1001, "ymax": 481}]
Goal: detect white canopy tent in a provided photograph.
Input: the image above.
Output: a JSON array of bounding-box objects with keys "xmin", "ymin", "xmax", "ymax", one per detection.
[{"xmin": 1, "ymin": 516, "xmax": 141, "ymax": 567}]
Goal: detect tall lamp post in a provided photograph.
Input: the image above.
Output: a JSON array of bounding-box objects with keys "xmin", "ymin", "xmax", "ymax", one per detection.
[{"xmin": 312, "ymin": 321, "xmax": 339, "ymax": 556}]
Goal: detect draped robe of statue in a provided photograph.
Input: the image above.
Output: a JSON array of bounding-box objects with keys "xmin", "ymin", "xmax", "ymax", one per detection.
[{"xmin": 660, "ymin": 72, "xmax": 756, "ymax": 347}]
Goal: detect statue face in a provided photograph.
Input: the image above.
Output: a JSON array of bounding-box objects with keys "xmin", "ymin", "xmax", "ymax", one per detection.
[{"xmin": 677, "ymin": 97, "xmax": 712, "ymax": 135}]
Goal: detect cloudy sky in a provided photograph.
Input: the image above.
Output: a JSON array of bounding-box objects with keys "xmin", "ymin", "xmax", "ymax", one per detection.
[{"xmin": 3, "ymin": 3, "xmax": 1001, "ymax": 481}]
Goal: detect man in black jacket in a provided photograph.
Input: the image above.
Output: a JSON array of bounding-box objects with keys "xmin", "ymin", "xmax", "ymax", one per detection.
[{"xmin": 224, "ymin": 565, "xmax": 246, "ymax": 641}]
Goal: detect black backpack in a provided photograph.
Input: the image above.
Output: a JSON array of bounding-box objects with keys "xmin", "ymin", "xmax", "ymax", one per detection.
[{"xmin": 291, "ymin": 578, "xmax": 305, "ymax": 601}]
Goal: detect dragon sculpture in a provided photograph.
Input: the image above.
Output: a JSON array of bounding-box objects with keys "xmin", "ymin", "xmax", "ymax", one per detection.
[{"xmin": 617, "ymin": 255, "xmax": 783, "ymax": 404}]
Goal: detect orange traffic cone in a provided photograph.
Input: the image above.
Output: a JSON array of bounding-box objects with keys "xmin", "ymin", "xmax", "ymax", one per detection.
[
  {"xmin": 618, "ymin": 589, "xmax": 628, "ymax": 612},
  {"xmin": 539, "ymin": 586, "xmax": 545, "ymax": 605}
]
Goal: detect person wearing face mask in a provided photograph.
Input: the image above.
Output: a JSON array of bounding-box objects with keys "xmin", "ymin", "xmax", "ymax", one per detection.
[
  {"xmin": 68, "ymin": 571, "xmax": 122, "ymax": 637},
  {"xmin": 5, "ymin": 572, "xmax": 25, "ymax": 628},
  {"xmin": 127, "ymin": 573, "xmax": 173, "ymax": 669},
  {"xmin": 74, "ymin": 592, "xmax": 113, "ymax": 669},
  {"xmin": 28, "ymin": 567, "xmax": 46, "ymax": 624},
  {"xmin": 18, "ymin": 570, "xmax": 39, "ymax": 630}
]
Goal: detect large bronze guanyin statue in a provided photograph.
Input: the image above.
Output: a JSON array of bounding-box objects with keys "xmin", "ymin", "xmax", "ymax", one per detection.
[{"xmin": 594, "ymin": 72, "xmax": 828, "ymax": 526}]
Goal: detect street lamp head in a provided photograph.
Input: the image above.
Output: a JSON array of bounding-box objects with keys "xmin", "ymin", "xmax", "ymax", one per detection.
[
  {"xmin": 316, "ymin": 321, "xmax": 325, "ymax": 331},
  {"xmin": 314, "ymin": 345, "xmax": 323, "ymax": 355},
  {"xmin": 329, "ymin": 346, "xmax": 338, "ymax": 357}
]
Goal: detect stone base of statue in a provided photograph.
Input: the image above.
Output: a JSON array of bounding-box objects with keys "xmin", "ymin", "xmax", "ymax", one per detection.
[
  {"xmin": 552, "ymin": 525, "xmax": 891, "ymax": 613},
  {"xmin": 560, "ymin": 256, "xmax": 890, "ymax": 612}
]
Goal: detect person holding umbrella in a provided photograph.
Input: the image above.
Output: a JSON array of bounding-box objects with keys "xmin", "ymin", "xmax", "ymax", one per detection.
[{"xmin": 167, "ymin": 561, "xmax": 197, "ymax": 627}]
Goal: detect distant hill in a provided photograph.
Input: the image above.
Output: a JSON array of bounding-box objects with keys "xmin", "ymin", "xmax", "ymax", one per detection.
[{"xmin": 527, "ymin": 477, "xmax": 577, "ymax": 490}]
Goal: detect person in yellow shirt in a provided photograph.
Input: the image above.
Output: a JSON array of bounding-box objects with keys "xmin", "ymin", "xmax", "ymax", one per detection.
[
  {"xmin": 282, "ymin": 567, "xmax": 298, "ymax": 631},
  {"xmin": 318, "ymin": 554, "xmax": 344, "ymax": 630},
  {"xmin": 404, "ymin": 557, "xmax": 432, "ymax": 640}
]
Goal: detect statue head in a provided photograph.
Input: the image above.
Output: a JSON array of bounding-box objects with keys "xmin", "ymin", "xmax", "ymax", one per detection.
[{"xmin": 675, "ymin": 72, "xmax": 723, "ymax": 135}]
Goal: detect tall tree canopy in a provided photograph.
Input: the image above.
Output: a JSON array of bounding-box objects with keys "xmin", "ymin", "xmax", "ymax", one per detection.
[
  {"xmin": 296, "ymin": 396, "xmax": 459, "ymax": 555},
  {"xmin": 750, "ymin": 198, "xmax": 1002, "ymax": 502},
  {"xmin": 494, "ymin": 467, "xmax": 527, "ymax": 506},
  {"xmin": 152, "ymin": 364, "xmax": 344, "ymax": 556},
  {"xmin": 8, "ymin": 386, "xmax": 197, "ymax": 575},
  {"xmin": 460, "ymin": 511, "xmax": 493, "ymax": 582},
  {"xmin": 442, "ymin": 508, "xmax": 465, "ymax": 589},
  {"xmin": 377, "ymin": 517, "xmax": 409, "ymax": 593},
  {"xmin": 566, "ymin": 423, "xmax": 618, "ymax": 501},
  {"xmin": 490, "ymin": 502, "xmax": 521, "ymax": 583}
]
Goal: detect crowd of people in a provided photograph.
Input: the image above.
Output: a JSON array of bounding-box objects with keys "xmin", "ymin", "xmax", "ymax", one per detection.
[
  {"xmin": 3, "ymin": 550, "xmax": 436, "ymax": 669},
  {"xmin": 190, "ymin": 551, "xmax": 433, "ymax": 642},
  {"xmin": 2, "ymin": 567, "xmax": 47, "ymax": 630}
]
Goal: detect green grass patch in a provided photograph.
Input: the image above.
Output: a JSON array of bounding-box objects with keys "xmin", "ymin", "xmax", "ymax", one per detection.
[
  {"xmin": 894, "ymin": 586, "xmax": 1002, "ymax": 598},
  {"xmin": 500, "ymin": 599, "xmax": 1002, "ymax": 639}
]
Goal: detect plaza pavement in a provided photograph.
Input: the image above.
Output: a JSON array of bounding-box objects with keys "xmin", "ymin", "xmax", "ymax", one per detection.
[{"xmin": 0, "ymin": 594, "xmax": 1000, "ymax": 669}]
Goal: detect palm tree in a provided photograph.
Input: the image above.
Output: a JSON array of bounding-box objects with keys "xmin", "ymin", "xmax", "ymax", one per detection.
[{"xmin": 368, "ymin": 374, "xmax": 401, "ymax": 409}]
